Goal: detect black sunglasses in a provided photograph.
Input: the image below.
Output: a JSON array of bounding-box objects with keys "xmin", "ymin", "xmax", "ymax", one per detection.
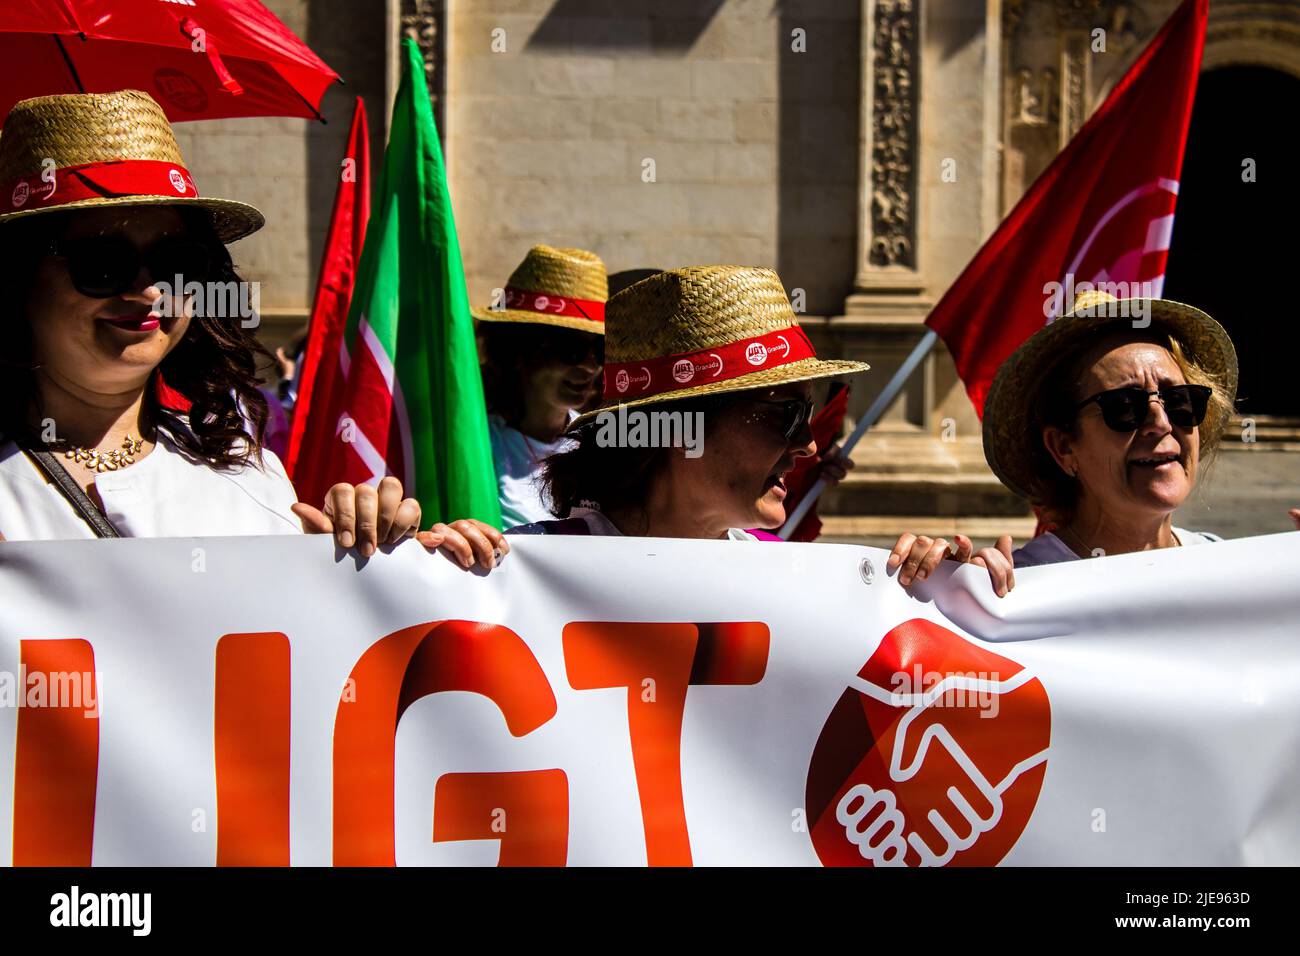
[
  {"xmin": 532, "ymin": 327, "xmax": 604, "ymax": 367},
  {"xmin": 748, "ymin": 397, "xmax": 816, "ymax": 442},
  {"xmin": 48, "ymin": 234, "xmax": 222, "ymax": 299},
  {"xmin": 1074, "ymin": 384, "xmax": 1212, "ymax": 432}
]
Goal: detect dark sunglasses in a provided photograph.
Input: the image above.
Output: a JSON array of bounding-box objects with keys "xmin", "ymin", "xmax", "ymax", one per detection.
[
  {"xmin": 748, "ymin": 396, "xmax": 816, "ymax": 442},
  {"xmin": 48, "ymin": 234, "xmax": 222, "ymax": 298},
  {"xmin": 532, "ymin": 328, "xmax": 604, "ymax": 367},
  {"xmin": 1074, "ymin": 384, "xmax": 1212, "ymax": 432}
]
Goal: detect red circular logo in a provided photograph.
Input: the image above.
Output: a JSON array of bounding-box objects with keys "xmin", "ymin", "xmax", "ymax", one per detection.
[
  {"xmin": 1049, "ymin": 178, "xmax": 1179, "ymax": 320},
  {"xmin": 806, "ymin": 619, "xmax": 1051, "ymax": 866}
]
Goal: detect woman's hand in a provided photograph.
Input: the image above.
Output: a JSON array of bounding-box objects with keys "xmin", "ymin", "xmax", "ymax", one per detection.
[
  {"xmin": 968, "ymin": 535, "xmax": 1016, "ymax": 598},
  {"xmin": 816, "ymin": 445, "xmax": 854, "ymax": 485},
  {"xmin": 887, "ymin": 532, "xmax": 1016, "ymax": 598},
  {"xmin": 1290, "ymin": 508, "xmax": 1300, "ymax": 530},
  {"xmin": 416, "ymin": 519, "xmax": 510, "ymax": 571},
  {"xmin": 291, "ymin": 477, "xmax": 422, "ymax": 556}
]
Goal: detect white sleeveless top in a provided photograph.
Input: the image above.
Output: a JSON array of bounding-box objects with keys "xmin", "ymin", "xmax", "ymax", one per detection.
[{"xmin": 0, "ymin": 434, "xmax": 301, "ymax": 540}]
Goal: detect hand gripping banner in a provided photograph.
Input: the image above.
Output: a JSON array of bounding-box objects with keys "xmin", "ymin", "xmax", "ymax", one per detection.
[{"xmin": 0, "ymin": 532, "xmax": 1296, "ymax": 866}]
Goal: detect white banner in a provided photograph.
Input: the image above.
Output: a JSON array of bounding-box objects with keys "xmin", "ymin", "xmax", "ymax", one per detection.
[{"xmin": 0, "ymin": 532, "xmax": 1296, "ymax": 866}]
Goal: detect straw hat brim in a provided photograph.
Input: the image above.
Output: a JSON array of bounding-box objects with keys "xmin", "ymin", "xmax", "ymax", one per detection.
[
  {"xmin": 569, "ymin": 355, "xmax": 869, "ymax": 429},
  {"xmin": 472, "ymin": 306, "xmax": 605, "ymax": 335},
  {"xmin": 0, "ymin": 195, "xmax": 265, "ymax": 244},
  {"xmin": 982, "ymin": 298, "xmax": 1238, "ymax": 503}
]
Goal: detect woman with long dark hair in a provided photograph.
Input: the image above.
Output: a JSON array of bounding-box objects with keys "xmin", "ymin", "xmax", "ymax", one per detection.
[{"xmin": 0, "ymin": 90, "xmax": 503, "ymax": 568}]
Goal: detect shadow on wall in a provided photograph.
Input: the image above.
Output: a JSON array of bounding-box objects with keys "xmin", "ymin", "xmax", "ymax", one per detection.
[
  {"xmin": 305, "ymin": 0, "xmax": 389, "ymax": 301},
  {"xmin": 527, "ymin": 0, "xmax": 725, "ymax": 52},
  {"xmin": 509, "ymin": 0, "xmax": 862, "ymax": 319},
  {"xmin": 776, "ymin": 1, "xmax": 860, "ymax": 317}
]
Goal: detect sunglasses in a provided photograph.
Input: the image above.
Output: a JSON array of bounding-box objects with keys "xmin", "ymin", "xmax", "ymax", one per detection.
[
  {"xmin": 532, "ymin": 328, "xmax": 604, "ymax": 367},
  {"xmin": 747, "ymin": 396, "xmax": 816, "ymax": 442},
  {"xmin": 1074, "ymin": 384, "xmax": 1212, "ymax": 432},
  {"xmin": 48, "ymin": 234, "xmax": 222, "ymax": 299}
]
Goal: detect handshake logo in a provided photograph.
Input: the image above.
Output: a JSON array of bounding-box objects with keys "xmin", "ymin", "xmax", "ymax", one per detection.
[{"xmin": 806, "ymin": 620, "xmax": 1050, "ymax": 866}]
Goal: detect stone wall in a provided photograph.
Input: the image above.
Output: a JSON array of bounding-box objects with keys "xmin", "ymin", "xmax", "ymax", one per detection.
[
  {"xmin": 446, "ymin": 0, "xmax": 860, "ymax": 318},
  {"xmin": 164, "ymin": 0, "xmax": 1299, "ymax": 439},
  {"xmin": 171, "ymin": 0, "xmax": 388, "ymax": 345}
]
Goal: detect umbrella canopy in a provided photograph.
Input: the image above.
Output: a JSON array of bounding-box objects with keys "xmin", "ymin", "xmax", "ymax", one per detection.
[{"xmin": 0, "ymin": 0, "xmax": 340, "ymax": 124}]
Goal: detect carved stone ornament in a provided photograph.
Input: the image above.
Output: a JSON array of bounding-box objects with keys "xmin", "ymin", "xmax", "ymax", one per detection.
[
  {"xmin": 400, "ymin": 0, "xmax": 444, "ymax": 115},
  {"xmin": 867, "ymin": 0, "xmax": 920, "ymax": 269}
]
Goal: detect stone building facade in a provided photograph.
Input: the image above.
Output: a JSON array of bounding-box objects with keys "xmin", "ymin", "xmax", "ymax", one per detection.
[{"xmin": 174, "ymin": 0, "xmax": 1298, "ymax": 537}]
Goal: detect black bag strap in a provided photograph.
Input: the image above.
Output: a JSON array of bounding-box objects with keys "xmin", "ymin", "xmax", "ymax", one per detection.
[{"xmin": 19, "ymin": 443, "xmax": 122, "ymax": 539}]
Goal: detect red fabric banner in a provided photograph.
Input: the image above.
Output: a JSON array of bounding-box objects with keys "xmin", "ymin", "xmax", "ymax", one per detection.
[
  {"xmin": 283, "ymin": 97, "xmax": 370, "ymax": 491},
  {"xmin": 924, "ymin": 0, "xmax": 1207, "ymax": 416}
]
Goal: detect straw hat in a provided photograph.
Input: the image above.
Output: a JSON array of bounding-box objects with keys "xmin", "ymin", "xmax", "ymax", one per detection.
[
  {"xmin": 0, "ymin": 90, "xmax": 263, "ymax": 242},
  {"xmin": 472, "ymin": 245, "xmax": 608, "ymax": 334},
  {"xmin": 571, "ymin": 265, "xmax": 869, "ymax": 427},
  {"xmin": 608, "ymin": 267, "xmax": 662, "ymax": 297},
  {"xmin": 983, "ymin": 289, "xmax": 1238, "ymax": 503}
]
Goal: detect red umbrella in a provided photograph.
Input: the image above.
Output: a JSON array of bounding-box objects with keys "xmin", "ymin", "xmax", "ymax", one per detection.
[{"xmin": 0, "ymin": 0, "xmax": 340, "ymax": 124}]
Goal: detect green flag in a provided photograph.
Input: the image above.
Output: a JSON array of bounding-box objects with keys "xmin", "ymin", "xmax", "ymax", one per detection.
[{"xmin": 326, "ymin": 38, "xmax": 501, "ymax": 528}]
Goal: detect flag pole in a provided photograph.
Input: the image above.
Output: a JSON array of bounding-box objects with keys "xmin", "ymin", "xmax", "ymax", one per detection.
[{"xmin": 778, "ymin": 328, "xmax": 938, "ymax": 539}]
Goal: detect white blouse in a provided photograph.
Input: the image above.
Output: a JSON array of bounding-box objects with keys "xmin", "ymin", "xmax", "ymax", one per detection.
[
  {"xmin": 0, "ymin": 434, "xmax": 302, "ymax": 540},
  {"xmin": 487, "ymin": 413, "xmax": 575, "ymax": 529}
]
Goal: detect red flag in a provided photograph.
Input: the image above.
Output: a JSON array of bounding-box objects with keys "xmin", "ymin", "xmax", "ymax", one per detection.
[
  {"xmin": 780, "ymin": 384, "xmax": 850, "ymax": 543},
  {"xmin": 287, "ymin": 42, "xmax": 501, "ymax": 526},
  {"xmin": 284, "ymin": 97, "xmax": 370, "ymax": 495},
  {"xmin": 925, "ymin": 0, "xmax": 1206, "ymax": 416}
]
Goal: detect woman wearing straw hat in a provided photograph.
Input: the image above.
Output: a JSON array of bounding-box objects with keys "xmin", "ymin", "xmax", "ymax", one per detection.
[
  {"xmin": 473, "ymin": 245, "xmax": 607, "ymax": 528},
  {"xmin": 0, "ymin": 90, "xmax": 504, "ymax": 568},
  {"xmin": 982, "ymin": 289, "xmax": 1244, "ymax": 566},
  {"xmin": 505, "ymin": 265, "xmax": 1017, "ymax": 595}
]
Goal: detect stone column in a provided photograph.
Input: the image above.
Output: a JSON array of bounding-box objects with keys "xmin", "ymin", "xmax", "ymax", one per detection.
[
  {"xmin": 834, "ymin": 0, "xmax": 933, "ymax": 437},
  {"xmin": 389, "ymin": 0, "xmax": 446, "ymax": 135},
  {"xmin": 811, "ymin": 0, "xmax": 1031, "ymax": 537}
]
